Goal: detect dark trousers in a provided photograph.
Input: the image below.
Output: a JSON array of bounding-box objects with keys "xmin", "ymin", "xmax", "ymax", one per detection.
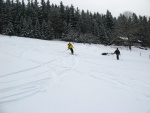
[
  {"xmin": 70, "ymin": 48, "xmax": 74, "ymax": 54},
  {"xmin": 116, "ymin": 54, "xmax": 119, "ymax": 60}
]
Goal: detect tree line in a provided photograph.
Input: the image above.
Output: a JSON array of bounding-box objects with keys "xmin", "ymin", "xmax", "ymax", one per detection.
[{"xmin": 0, "ymin": 0, "xmax": 150, "ymax": 47}]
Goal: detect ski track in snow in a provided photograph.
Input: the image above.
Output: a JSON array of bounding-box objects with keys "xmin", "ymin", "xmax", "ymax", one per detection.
[
  {"xmin": 0, "ymin": 38, "xmax": 80, "ymax": 104},
  {"xmin": 78, "ymin": 57, "xmax": 150, "ymax": 102},
  {"xmin": 0, "ymin": 36, "xmax": 150, "ymax": 107},
  {"xmin": 0, "ymin": 42, "xmax": 53, "ymax": 103}
]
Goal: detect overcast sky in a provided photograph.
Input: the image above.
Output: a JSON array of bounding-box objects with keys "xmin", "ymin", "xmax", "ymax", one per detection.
[{"xmin": 44, "ymin": 0, "xmax": 150, "ymax": 17}]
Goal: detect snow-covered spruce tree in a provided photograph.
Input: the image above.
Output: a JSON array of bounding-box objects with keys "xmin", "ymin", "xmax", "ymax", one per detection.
[
  {"xmin": 64, "ymin": 7, "xmax": 81, "ymax": 42},
  {"xmin": 46, "ymin": 0, "xmax": 50, "ymax": 14},
  {"xmin": 113, "ymin": 11, "xmax": 135, "ymax": 50},
  {"xmin": 2, "ymin": 22, "xmax": 15, "ymax": 36},
  {"xmin": 61, "ymin": 21, "xmax": 68, "ymax": 40},
  {"xmin": 85, "ymin": 10, "xmax": 92, "ymax": 34},
  {"xmin": 12, "ymin": 0, "xmax": 23, "ymax": 19},
  {"xmin": 50, "ymin": 6, "xmax": 61, "ymax": 39},
  {"xmin": 80, "ymin": 10, "xmax": 87, "ymax": 33},
  {"xmin": 104, "ymin": 10, "xmax": 115, "ymax": 44},
  {"xmin": 148, "ymin": 18, "xmax": 150, "ymax": 47},
  {"xmin": 73, "ymin": 7, "xmax": 80, "ymax": 32},
  {"xmin": 69, "ymin": 5, "xmax": 75, "ymax": 30},
  {"xmin": 91, "ymin": 19, "xmax": 99, "ymax": 43},
  {"xmin": 59, "ymin": 1, "xmax": 65, "ymax": 21},
  {"xmin": 2, "ymin": 0, "xmax": 14, "ymax": 34},
  {"xmin": 132, "ymin": 13, "xmax": 139, "ymax": 33},
  {"xmin": 38, "ymin": 2, "xmax": 45, "ymax": 23},
  {"xmin": 0, "ymin": 0, "xmax": 149, "ymax": 46},
  {"xmin": 0, "ymin": 0, "xmax": 4, "ymax": 33},
  {"xmin": 65, "ymin": 6, "xmax": 70, "ymax": 25},
  {"xmin": 13, "ymin": 15, "xmax": 21, "ymax": 36},
  {"xmin": 0, "ymin": 0, "xmax": 3, "ymax": 14},
  {"xmin": 55, "ymin": 1, "xmax": 66, "ymax": 39},
  {"xmin": 26, "ymin": 17, "xmax": 34, "ymax": 38},
  {"xmin": 33, "ymin": 18, "xmax": 41, "ymax": 39},
  {"xmin": 138, "ymin": 16, "xmax": 149, "ymax": 47},
  {"xmin": 41, "ymin": 20, "xmax": 47, "ymax": 39},
  {"xmin": 45, "ymin": 21, "xmax": 54, "ymax": 40},
  {"xmin": 94, "ymin": 13, "xmax": 108, "ymax": 44},
  {"xmin": 20, "ymin": 18, "xmax": 29, "ymax": 37}
]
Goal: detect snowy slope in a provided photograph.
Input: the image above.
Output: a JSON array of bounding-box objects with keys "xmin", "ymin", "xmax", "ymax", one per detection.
[{"xmin": 0, "ymin": 35, "xmax": 150, "ymax": 113}]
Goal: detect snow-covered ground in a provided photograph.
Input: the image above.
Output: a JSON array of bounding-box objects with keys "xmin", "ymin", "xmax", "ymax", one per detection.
[{"xmin": 0, "ymin": 35, "xmax": 150, "ymax": 113}]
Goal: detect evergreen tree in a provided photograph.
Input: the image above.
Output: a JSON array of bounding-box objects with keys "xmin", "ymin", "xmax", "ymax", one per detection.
[
  {"xmin": 20, "ymin": 18, "xmax": 28, "ymax": 37},
  {"xmin": 104, "ymin": 10, "xmax": 115, "ymax": 43},
  {"xmin": 57, "ymin": 1, "xmax": 65, "ymax": 38},
  {"xmin": 65, "ymin": 6, "xmax": 70, "ymax": 25},
  {"xmin": 114, "ymin": 11, "xmax": 134, "ymax": 50},
  {"xmin": 38, "ymin": 0, "xmax": 47, "ymax": 24},
  {"xmin": 69, "ymin": 4, "xmax": 76, "ymax": 29},
  {"xmin": 0, "ymin": 0, "xmax": 4, "ymax": 33},
  {"xmin": 80, "ymin": 10, "xmax": 87, "ymax": 33},
  {"xmin": 33, "ymin": 18, "xmax": 41, "ymax": 38},
  {"xmin": 12, "ymin": 0, "xmax": 23, "ymax": 36},
  {"xmin": 138, "ymin": 16, "xmax": 149, "ymax": 46},
  {"xmin": 46, "ymin": 21, "xmax": 54, "ymax": 40},
  {"xmin": 27, "ymin": 17, "xmax": 34, "ymax": 37},
  {"xmin": 59, "ymin": 1, "xmax": 65, "ymax": 21},
  {"xmin": 20, "ymin": 17, "xmax": 33, "ymax": 37},
  {"xmin": 148, "ymin": 18, "xmax": 150, "ymax": 47},
  {"xmin": 2, "ymin": 22, "xmax": 15, "ymax": 36},
  {"xmin": 61, "ymin": 20, "xmax": 69, "ymax": 39},
  {"xmin": 41, "ymin": 20, "xmax": 47, "ymax": 39},
  {"xmin": 131, "ymin": 13, "xmax": 139, "ymax": 38},
  {"xmin": 0, "ymin": 0, "xmax": 149, "ymax": 46}
]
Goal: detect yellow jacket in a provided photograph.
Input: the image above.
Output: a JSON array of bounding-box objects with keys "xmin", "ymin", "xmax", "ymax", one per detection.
[{"xmin": 68, "ymin": 43, "xmax": 73, "ymax": 49}]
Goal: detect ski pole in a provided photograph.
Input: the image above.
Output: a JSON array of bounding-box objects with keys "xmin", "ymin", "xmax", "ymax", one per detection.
[{"xmin": 61, "ymin": 49, "xmax": 68, "ymax": 53}]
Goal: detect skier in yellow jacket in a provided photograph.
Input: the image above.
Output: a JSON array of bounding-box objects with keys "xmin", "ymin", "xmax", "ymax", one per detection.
[{"xmin": 68, "ymin": 42, "xmax": 74, "ymax": 54}]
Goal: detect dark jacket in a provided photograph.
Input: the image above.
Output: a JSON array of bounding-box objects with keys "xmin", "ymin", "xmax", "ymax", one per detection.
[{"xmin": 114, "ymin": 49, "xmax": 120, "ymax": 55}]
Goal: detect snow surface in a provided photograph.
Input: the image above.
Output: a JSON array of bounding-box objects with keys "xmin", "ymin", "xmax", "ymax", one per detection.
[{"xmin": 0, "ymin": 35, "xmax": 150, "ymax": 113}]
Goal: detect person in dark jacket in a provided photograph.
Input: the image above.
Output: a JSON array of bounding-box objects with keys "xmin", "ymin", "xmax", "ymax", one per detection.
[{"xmin": 114, "ymin": 48, "xmax": 120, "ymax": 60}]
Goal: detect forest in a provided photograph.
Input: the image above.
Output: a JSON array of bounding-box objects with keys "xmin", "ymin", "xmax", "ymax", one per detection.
[{"xmin": 0, "ymin": 0, "xmax": 150, "ymax": 47}]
